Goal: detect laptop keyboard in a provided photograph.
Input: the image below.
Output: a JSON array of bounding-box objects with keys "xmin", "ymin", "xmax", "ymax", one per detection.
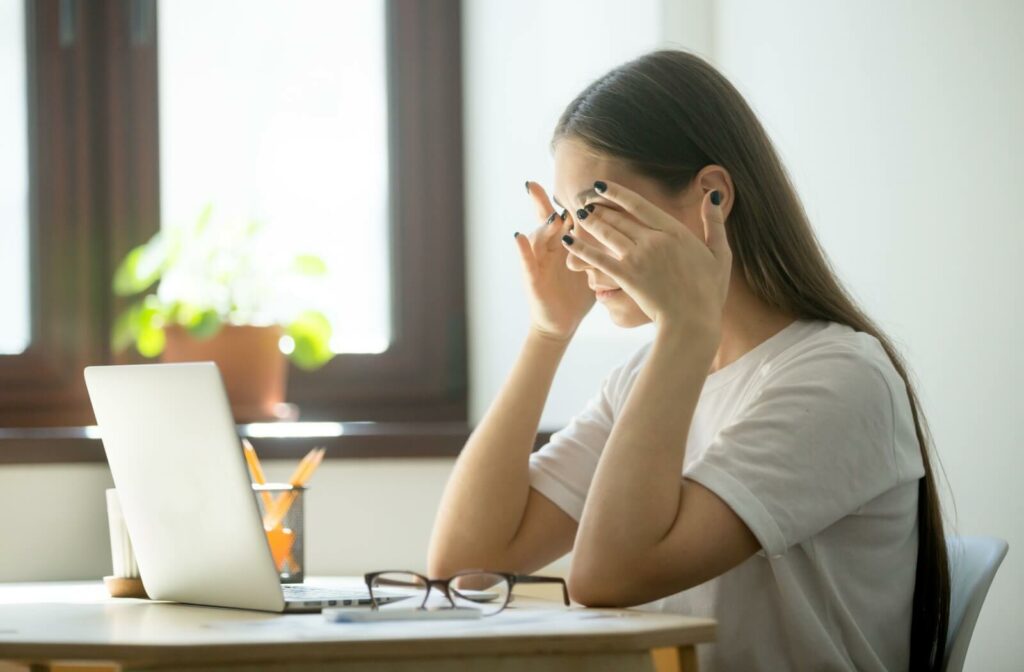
[{"xmin": 282, "ymin": 584, "xmax": 369, "ymax": 602}]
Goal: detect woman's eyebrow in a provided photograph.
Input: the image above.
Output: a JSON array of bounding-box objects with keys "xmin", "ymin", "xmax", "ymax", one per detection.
[{"xmin": 552, "ymin": 194, "xmax": 564, "ymax": 209}]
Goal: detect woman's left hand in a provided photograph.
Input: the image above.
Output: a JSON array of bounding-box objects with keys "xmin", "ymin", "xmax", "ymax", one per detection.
[{"xmin": 564, "ymin": 180, "xmax": 732, "ymax": 338}]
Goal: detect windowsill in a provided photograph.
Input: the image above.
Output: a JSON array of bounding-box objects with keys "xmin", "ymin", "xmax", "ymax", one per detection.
[{"xmin": 0, "ymin": 422, "xmax": 485, "ymax": 464}]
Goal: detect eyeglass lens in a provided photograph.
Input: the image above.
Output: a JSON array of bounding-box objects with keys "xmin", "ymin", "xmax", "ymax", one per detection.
[{"xmin": 368, "ymin": 571, "xmax": 512, "ymax": 615}]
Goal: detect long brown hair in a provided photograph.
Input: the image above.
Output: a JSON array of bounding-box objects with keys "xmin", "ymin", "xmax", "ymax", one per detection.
[{"xmin": 554, "ymin": 50, "xmax": 950, "ymax": 670}]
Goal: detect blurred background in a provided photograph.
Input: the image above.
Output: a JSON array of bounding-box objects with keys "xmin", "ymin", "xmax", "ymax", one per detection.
[{"xmin": 0, "ymin": 1, "xmax": 1021, "ymax": 669}]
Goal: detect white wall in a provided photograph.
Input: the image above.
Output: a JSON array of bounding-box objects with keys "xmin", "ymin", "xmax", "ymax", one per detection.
[
  {"xmin": 0, "ymin": 460, "xmax": 454, "ymax": 582},
  {"xmin": 707, "ymin": 2, "xmax": 1024, "ymax": 670},
  {"xmin": 463, "ymin": 0, "xmax": 661, "ymax": 428}
]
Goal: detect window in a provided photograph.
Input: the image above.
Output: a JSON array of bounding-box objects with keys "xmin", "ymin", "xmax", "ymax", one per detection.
[
  {"xmin": 159, "ymin": 0, "xmax": 391, "ymax": 354},
  {"xmin": 0, "ymin": 0, "xmax": 30, "ymax": 356},
  {"xmin": 0, "ymin": 0, "xmax": 466, "ymax": 428}
]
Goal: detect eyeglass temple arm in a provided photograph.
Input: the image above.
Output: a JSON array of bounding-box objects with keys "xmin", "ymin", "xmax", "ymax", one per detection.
[{"xmin": 512, "ymin": 575, "xmax": 570, "ymax": 606}]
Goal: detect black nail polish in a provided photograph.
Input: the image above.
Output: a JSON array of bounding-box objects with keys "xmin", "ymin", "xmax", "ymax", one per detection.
[
  {"xmin": 562, "ymin": 234, "xmax": 574, "ymax": 245},
  {"xmin": 514, "ymin": 231, "xmax": 520, "ymax": 238},
  {"xmin": 594, "ymin": 180, "xmax": 607, "ymax": 194},
  {"xmin": 524, "ymin": 181, "xmax": 531, "ymax": 193},
  {"xmin": 585, "ymin": 203, "xmax": 595, "ymax": 213},
  {"xmin": 710, "ymin": 190, "xmax": 721, "ymax": 206},
  {"xmin": 545, "ymin": 212, "xmax": 558, "ymax": 225},
  {"xmin": 576, "ymin": 208, "xmax": 588, "ymax": 220},
  {"xmin": 560, "ymin": 209, "xmax": 568, "ymax": 221}
]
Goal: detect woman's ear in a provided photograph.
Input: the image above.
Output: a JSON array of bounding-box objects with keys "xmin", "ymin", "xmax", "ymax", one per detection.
[{"xmin": 695, "ymin": 165, "xmax": 734, "ymax": 218}]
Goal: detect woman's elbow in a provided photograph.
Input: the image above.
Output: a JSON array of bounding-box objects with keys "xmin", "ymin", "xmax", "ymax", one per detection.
[
  {"xmin": 567, "ymin": 556, "xmax": 637, "ymax": 607},
  {"xmin": 426, "ymin": 536, "xmax": 461, "ymax": 579}
]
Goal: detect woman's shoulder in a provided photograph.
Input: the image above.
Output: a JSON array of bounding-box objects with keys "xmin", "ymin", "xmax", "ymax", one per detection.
[
  {"xmin": 760, "ymin": 322, "xmax": 913, "ymax": 423},
  {"xmin": 767, "ymin": 321, "xmax": 923, "ymax": 480},
  {"xmin": 772, "ymin": 320, "xmax": 904, "ymax": 391}
]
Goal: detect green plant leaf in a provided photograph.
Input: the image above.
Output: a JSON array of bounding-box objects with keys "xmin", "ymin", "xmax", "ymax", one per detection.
[
  {"xmin": 292, "ymin": 254, "xmax": 328, "ymax": 276},
  {"xmin": 135, "ymin": 300, "xmax": 167, "ymax": 358},
  {"xmin": 136, "ymin": 322, "xmax": 166, "ymax": 358},
  {"xmin": 286, "ymin": 310, "xmax": 335, "ymax": 371},
  {"xmin": 186, "ymin": 310, "xmax": 222, "ymax": 340},
  {"xmin": 110, "ymin": 302, "xmax": 143, "ymax": 353},
  {"xmin": 112, "ymin": 236, "xmax": 167, "ymax": 297}
]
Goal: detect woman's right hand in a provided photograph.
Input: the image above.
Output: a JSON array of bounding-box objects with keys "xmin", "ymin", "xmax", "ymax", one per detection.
[{"xmin": 515, "ymin": 182, "xmax": 595, "ymax": 342}]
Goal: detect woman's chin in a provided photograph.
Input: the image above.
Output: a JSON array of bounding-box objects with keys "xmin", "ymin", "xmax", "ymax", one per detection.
[{"xmin": 605, "ymin": 304, "xmax": 652, "ymax": 328}]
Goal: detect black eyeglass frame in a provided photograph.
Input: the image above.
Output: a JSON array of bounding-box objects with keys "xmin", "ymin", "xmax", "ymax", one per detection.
[{"xmin": 364, "ymin": 569, "xmax": 570, "ymax": 615}]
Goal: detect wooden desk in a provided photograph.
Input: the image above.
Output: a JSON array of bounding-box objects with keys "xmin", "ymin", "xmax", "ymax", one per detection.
[{"xmin": 0, "ymin": 581, "xmax": 715, "ymax": 672}]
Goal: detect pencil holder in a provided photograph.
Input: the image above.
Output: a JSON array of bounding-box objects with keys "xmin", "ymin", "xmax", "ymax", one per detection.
[
  {"xmin": 252, "ymin": 483, "xmax": 306, "ymax": 583},
  {"xmin": 104, "ymin": 488, "xmax": 148, "ymax": 598}
]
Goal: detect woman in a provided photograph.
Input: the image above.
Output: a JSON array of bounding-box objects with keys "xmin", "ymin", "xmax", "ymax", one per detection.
[{"xmin": 428, "ymin": 50, "xmax": 949, "ymax": 672}]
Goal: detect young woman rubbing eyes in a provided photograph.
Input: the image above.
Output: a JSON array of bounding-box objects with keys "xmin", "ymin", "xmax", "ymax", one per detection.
[{"xmin": 428, "ymin": 50, "xmax": 949, "ymax": 672}]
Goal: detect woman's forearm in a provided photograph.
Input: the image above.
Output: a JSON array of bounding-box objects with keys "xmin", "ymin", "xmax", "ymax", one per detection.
[
  {"xmin": 572, "ymin": 325, "xmax": 717, "ymax": 579},
  {"xmin": 427, "ymin": 329, "xmax": 570, "ymax": 576}
]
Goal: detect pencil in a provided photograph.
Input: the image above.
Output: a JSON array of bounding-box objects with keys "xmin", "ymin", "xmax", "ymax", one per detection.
[
  {"xmin": 242, "ymin": 439, "xmax": 275, "ymax": 511},
  {"xmin": 263, "ymin": 447, "xmax": 326, "ymax": 531},
  {"xmin": 286, "ymin": 447, "xmax": 320, "ymax": 486}
]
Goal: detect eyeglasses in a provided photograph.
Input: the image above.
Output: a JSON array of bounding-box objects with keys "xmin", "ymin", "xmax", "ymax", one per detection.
[{"xmin": 364, "ymin": 570, "xmax": 569, "ymax": 616}]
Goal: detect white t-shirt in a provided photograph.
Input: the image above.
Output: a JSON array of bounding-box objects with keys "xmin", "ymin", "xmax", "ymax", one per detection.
[{"xmin": 529, "ymin": 319, "xmax": 924, "ymax": 672}]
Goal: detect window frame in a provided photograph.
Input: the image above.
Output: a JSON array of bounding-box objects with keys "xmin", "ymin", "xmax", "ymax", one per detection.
[
  {"xmin": 0, "ymin": 0, "xmax": 160, "ymax": 427},
  {"xmin": 0, "ymin": 0, "xmax": 467, "ymax": 429}
]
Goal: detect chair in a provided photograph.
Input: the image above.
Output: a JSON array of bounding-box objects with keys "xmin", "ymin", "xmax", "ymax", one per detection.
[
  {"xmin": 652, "ymin": 534, "xmax": 1008, "ymax": 672},
  {"xmin": 943, "ymin": 535, "xmax": 1009, "ymax": 672}
]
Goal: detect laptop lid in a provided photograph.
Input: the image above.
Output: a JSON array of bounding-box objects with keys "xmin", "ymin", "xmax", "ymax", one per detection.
[{"xmin": 84, "ymin": 362, "xmax": 286, "ymax": 612}]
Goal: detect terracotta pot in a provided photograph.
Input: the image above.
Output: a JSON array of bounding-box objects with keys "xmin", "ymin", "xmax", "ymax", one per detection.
[{"xmin": 161, "ymin": 325, "xmax": 288, "ymax": 422}]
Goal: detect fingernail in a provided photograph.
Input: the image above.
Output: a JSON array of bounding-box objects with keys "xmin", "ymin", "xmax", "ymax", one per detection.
[
  {"xmin": 560, "ymin": 209, "xmax": 568, "ymax": 221},
  {"xmin": 710, "ymin": 190, "xmax": 721, "ymax": 206},
  {"xmin": 562, "ymin": 235, "xmax": 574, "ymax": 245},
  {"xmin": 524, "ymin": 181, "xmax": 531, "ymax": 193},
  {"xmin": 575, "ymin": 208, "xmax": 589, "ymax": 221},
  {"xmin": 585, "ymin": 203, "xmax": 595, "ymax": 213},
  {"xmin": 514, "ymin": 231, "xmax": 520, "ymax": 238},
  {"xmin": 594, "ymin": 181, "xmax": 607, "ymax": 194},
  {"xmin": 545, "ymin": 212, "xmax": 558, "ymax": 225}
]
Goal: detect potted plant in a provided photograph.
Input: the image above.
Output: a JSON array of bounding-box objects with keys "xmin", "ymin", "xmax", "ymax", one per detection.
[{"xmin": 111, "ymin": 206, "xmax": 335, "ymax": 421}]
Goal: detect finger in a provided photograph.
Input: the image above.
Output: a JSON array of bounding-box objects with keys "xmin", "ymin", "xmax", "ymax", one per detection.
[
  {"xmin": 580, "ymin": 204, "xmax": 650, "ymax": 242},
  {"xmin": 587, "ymin": 180, "xmax": 671, "ymax": 232},
  {"xmin": 513, "ymin": 231, "xmax": 537, "ymax": 274},
  {"xmin": 526, "ymin": 181, "xmax": 570, "ymax": 250},
  {"xmin": 525, "ymin": 180, "xmax": 563, "ymax": 227},
  {"xmin": 561, "ymin": 233, "xmax": 624, "ymax": 279},
  {"xmin": 574, "ymin": 208, "xmax": 634, "ymax": 257},
  {"xmin": 701, "ymin": 190, "xmax": 731, "ymax": 259}
]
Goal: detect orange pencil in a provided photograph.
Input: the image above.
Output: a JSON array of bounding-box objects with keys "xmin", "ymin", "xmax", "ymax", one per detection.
[
  {"xmin": 295, "ymin": 447, "xmax": 325, "ymax": 486},
  {"xmin": 286, "ymin": 447, "xmax": 320, "ymax": 486},
  {"xmin": 264, "ymin": 447, "xmax": 325, "ymax": 531},
  {"xmin": 242, "ymin": 439, "xmax": 274, "ymax": 510}
]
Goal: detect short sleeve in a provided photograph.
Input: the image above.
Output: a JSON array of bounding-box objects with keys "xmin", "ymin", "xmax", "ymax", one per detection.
[
  {"xmin": 529, "ymin": 345, "xmax": 651, "ymax": 521},
  {"xmin": 684, "ymin": 346, "xmax": 900, "ymax": 557}
]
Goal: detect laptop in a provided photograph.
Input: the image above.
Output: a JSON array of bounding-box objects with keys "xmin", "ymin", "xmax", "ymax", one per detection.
[{"xmin": 84, "ymin": 362, "xmax": 409, "ymax": 613}]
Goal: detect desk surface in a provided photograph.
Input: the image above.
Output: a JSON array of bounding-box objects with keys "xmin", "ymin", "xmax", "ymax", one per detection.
[{"xmin": 0, "ymin": 580, "xmax": 716, "ymax": 669}]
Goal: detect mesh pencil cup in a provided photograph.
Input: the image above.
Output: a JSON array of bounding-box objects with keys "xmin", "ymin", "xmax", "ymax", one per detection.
[{"xmin": 253, "ymin": 483, "xmax": 306, "ymax": 583}]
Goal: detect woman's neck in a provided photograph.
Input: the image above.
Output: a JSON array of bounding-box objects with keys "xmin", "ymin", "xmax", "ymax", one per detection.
[{"xmin": 709, "ymin": 270, "xmax": 797, "ymax": 375}]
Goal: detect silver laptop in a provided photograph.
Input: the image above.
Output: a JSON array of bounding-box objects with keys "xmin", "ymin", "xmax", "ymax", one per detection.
[{"xmin": 84, "ymin": 362, "xmax": 408, "ymax": 613}]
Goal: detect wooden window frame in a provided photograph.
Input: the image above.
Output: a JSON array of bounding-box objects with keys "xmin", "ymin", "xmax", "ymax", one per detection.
[{"xmin": 0, "ymin": 0, "xmax": 467, "ymax": 433}]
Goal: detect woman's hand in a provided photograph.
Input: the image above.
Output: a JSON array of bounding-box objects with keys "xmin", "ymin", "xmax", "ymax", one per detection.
[
  {"xmin": 515, "ymin": 182, "xmax": 596, "ymax": 342},
  {"xmin": 564, "ymin": 181, "xmax": 732, "ymax": 338}
]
